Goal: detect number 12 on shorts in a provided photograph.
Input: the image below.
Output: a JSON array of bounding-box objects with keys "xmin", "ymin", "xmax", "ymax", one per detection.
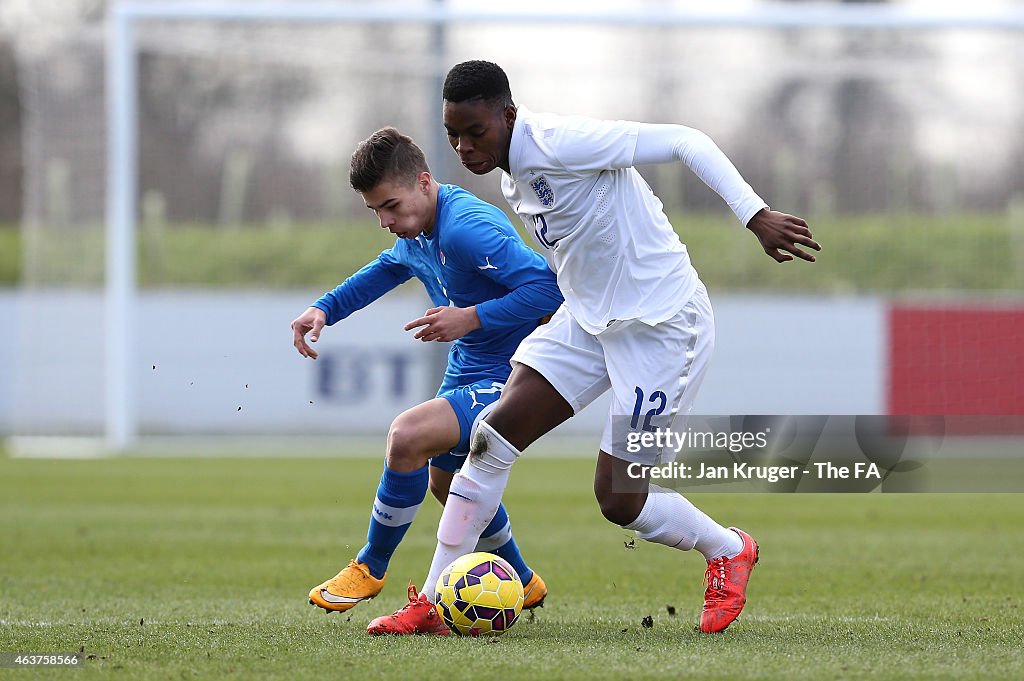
[{"xmin": 631, "ymin": 386, "xmax": 667, "ymax": 432}]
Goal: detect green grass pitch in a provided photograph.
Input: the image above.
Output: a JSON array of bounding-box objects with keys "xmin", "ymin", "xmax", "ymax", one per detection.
[{"xmin": 1, "ymin": 455, "xmax": 1022, "ymax": 680}]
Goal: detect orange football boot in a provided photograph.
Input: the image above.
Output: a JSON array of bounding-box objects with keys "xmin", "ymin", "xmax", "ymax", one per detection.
[
  {"xmin": 308, "ymin": 560, "xmax": 385, "ymax": 613},
  {"xmin": 522, "ymin": 571, "xmax": 548, "ymax": 609}
]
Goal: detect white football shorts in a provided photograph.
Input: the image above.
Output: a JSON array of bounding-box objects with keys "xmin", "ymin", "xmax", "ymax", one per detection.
[{"xmin": 511, "ymin": 280, "xmax": 715, "ymax": 464}]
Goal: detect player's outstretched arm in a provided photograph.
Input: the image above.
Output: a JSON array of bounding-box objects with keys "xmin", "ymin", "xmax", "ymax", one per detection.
[
  {"xmin": 745, "ymin": 208, "xmax": 821, "ymax": 263},
  {"xmin": 291, "ymin": 306, "xmax": 327, "ymax": 359}
]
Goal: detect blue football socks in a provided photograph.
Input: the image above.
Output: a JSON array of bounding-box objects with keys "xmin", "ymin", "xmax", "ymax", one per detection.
[
  {"xmin": 356, "ymin": 465, "xmax": 429, "ymax": 579},
  {"xmin": 356, "ymin": 465, "xmax": 534, "ymax": 584},
  {"xmin": 477, "ymin": 502, "xmax": 534, "ymax": 585}
]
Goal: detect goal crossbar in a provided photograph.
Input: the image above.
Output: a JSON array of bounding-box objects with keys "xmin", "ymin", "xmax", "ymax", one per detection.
[{"xmin": 113, "ymin": 2, "xmax": 1024, "ymax": 30}]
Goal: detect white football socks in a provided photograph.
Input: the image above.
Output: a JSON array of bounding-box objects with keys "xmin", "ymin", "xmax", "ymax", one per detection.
[
  {"xmin": 422, "ymin": 421, "xmax": 520, "ymax": 600},
  {"xmin": 623, "ymin": 484, "xmax": 743, "ymax": 561}
]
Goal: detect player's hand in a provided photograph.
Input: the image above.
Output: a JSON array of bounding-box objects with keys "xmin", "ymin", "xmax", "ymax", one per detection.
[
  {"xmin": 746, "ymin": 208, "xmax": 821, "ymax": 263},
  {"xmin": 291, "ymin": 307, "xmax": 327, "ymax": 359},
  {"xmin": 404, "ymin": 306, "xmax": 481, "ymax": 342}
]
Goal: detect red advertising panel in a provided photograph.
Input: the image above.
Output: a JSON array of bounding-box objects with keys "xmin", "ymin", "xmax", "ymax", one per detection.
[{"xmin": 888, "ymin": 305, "xmax": 1024, "ymax": 433}]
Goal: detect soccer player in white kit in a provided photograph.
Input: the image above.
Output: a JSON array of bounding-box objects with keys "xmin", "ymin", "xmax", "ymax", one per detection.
[{"xmin": 370, "ymin": 60, "xmax": 820, "ymax": 635}]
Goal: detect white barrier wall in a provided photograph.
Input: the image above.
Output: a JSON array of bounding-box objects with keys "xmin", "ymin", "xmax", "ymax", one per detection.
[
  {"xmin": 698, "ymin": 296, "xmax": 887, "ymax": 415},
  {"xmin": 0, "ymin": 291, "xmax": 885, "ymax": 437},
  {"xmin": 0, "ymin": 293, "xmax": 18, "ymax": 430}
]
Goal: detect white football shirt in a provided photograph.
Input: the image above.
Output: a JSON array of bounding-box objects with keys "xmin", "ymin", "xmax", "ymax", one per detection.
[{"xmin": 501, "ymin": 107, "xmax": 767, "ymax": 335}]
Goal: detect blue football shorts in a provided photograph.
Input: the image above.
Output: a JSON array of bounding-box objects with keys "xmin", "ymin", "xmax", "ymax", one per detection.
[{"xmin": 430, "ymin": 379, "xmax": 506, "ymax": 473}]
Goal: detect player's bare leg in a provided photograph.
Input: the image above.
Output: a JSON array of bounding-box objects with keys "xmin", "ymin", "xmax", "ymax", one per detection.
[
  {"xmin": 595, "ymin": 452, "xmax": 757, "ymax": 632},
  {"xmin": 592, "ymin": 450, "xmax": 650, "ymax": 526},
  {"xmin": 309, "ymin": 399, "xmax": 459, "ymax": 612},
  {"xmin": 428, "ymin": 466, "xmax": 454, "ymax": 505},
  {"xmin": 484, "ymin": 363, "xmax": 576, "ymax": 450}
]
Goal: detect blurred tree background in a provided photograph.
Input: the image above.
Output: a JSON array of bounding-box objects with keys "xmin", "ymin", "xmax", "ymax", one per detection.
[{"xmin": 1, "ymin": 0, "xmax": 1022, "ymax": 291}]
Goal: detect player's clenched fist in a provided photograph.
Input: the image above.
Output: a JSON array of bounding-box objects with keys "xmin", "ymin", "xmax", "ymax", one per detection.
[{"xmin": 291, "ymin": 306, "xmax": 327, "ymax": 359}]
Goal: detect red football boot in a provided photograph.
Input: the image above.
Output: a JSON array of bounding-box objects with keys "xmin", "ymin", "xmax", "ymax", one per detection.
[
  {"xmin": 700, "ymin": 528, "xmax": 759, "ymax": 633},
  {"xmin": 367, "ymin": 583, "xmax": 450, "ymax": 636}
]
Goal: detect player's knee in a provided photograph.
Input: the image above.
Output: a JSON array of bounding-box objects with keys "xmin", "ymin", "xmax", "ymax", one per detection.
[
  {"xmin": 594, "ymin": 484, "xmax": 644, "ymax": 526},
  {"xmin": 385, "ymin": 421, "xmax": 430, "ymax": 471},
  {"xmin": 596, "ymin": 494, "xmax": 638, "ymax": 526}
]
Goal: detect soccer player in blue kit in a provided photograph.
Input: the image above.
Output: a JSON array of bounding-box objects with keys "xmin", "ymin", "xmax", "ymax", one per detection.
[{"xmin": 290, "ymin": 127, "xmax": 562, "ymax": 634}]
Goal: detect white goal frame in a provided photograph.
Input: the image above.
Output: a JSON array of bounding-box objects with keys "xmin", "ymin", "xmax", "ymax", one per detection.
[{"xmin": 105, "ymin": 1, "xmax": 1024, "ymax": 450}]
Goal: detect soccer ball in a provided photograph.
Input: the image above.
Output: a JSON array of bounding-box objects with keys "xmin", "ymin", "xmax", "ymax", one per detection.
[{"xmin": 433, "ymin": 552, "xmax": 524, "ymax": 636}]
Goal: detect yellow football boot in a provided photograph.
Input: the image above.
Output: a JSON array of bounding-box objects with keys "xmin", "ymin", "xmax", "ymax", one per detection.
[
  {"xmin": 522, "ymin": 571, "xmax": 548, "ymax": 610},
  {"xmin": 308, "ymin": 560, "xmax": 385, "ymax": 612}
]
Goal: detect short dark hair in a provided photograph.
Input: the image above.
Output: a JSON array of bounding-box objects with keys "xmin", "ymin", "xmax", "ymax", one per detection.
[
  {"xmin": 349, "ymin": 127, "xmax": 429, "ymax": 193},
  {"xmin": 442, "ymin": 60, "xmax": 514, "ymax": 107}
]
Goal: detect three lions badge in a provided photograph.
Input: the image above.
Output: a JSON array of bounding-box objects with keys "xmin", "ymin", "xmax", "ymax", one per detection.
[{"xmin": 529, "ymin": 175, "xmax": 555, "ymax": 208}]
